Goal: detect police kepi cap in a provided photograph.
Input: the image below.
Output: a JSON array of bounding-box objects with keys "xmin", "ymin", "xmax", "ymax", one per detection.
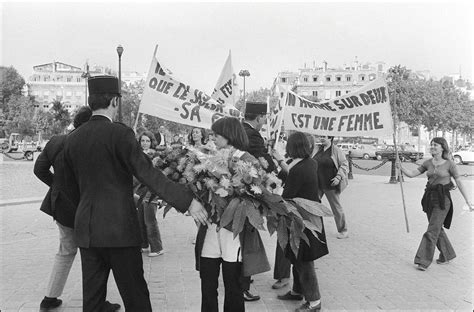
[
  {"xmin": 88, "ymin": 75, "xmax": 121, "ymax": 97},
  {"xmin": 245, "ymin": 102, "xmax": 267, "ymax": 115}
]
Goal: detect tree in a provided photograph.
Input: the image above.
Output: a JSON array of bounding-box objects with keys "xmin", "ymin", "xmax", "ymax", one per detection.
[
  {"xmin": 49, "ymin": 100, "xmax": 71, "ymax": 135},
  {"xmin": 33, "ymin": 109, "xmax": 54, "ymax": 139},
  {"xmin": 0, "ymin": 66, "xmax": 26, "ymax": 108},
  {"xmin": 4, "ymin": 94, "xmax": 36, "ymax": 137}
]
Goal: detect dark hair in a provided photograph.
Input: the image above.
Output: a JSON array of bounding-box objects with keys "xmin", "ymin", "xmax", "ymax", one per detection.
[
  {"xmin": 211, "ymin": 117, "xmax": 249, "ymax": 151},
  {"xmin": 286, "ymin": 132, "xmax": 312, "ymax": 159},
  {"xmin": 188, "ymin": 127, "xmax": 207, "ymax": 146},
  {"xmin": 431, "ymin": 137, "xmax": 450, "ymax": 160},
  {"xmin": 138, "ymin": 131, "xmax": 157, "ymax": 150},
  {"xmin": 73, "ymin": 106, "xmax": 92, "ymax": 128},
  {"xmin": 88, "ymin": 93, "xmax": 117, "ymax": 111}
]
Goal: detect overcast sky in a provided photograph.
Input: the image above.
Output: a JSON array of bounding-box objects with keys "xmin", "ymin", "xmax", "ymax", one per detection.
[{"xmin": 1, "ymin": 2, "xmax": 473, "ymax": 93}]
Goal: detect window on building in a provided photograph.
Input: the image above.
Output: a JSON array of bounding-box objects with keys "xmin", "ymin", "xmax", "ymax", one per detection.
[
  {"xmin": 346, "ymin": 75, "xmax": 351, "ymax": 81},
  {"xmin": 326, "ymin": 76, "xmax": 331, "ymax": 82},
  {"xmin": 67, "ymin": 77, "xmax": 72, "ymax": 82},
  {"xmin": 44, "ymin": 76, "xmax": 50, "ymax": 82},
  {"xmin": 77, "ymin": 77, "xmax": 81, "ymax": 82},
  {"xmin": 280, "ymin": 92, "xmax": 284, "ymax": 98},
  {"xmin": 336, "ymin": 91, "xmax": 341, "ymax": 96},
  {"xmin": 313, "ymin": 76, "xmax": 318, "ymax": 82},
  {"xmin": 369, "ymin": 74, "xmax": 376, "ymax": 81},
  {"xmin": 34, "ymin": 104, "xmax": 40, "ymax": 108},
  {"xmin": 312, "ymin": 91, "xmax": 318, "ymax": 97},
  {"xmin": 360, "ymin": 75, "xmax": 365, "ymax": 81},
  {"xmin": 281, "ymin": 77, "xmax": 287, "ymax": 83},
  {"xmin": 346, "ymin": 90, "xmax": 350, "ymax": 94},
  {"xmin": 336, "ymin": 76, "xmax": 342, "ymax": 82},
  {"xmin": 303, "ymin": 76, "xmax": 308, "ymax": 82},
  {"xmin": 325, "ymin": 90, "xmax": 331, "ymax": 100},
  {"xmin": 43, "ymin": 105, "xmax": 49, "ymax": 108}
]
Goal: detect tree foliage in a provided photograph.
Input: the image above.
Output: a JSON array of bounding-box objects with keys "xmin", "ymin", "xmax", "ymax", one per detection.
[
  {"xmin": 0, "ymin": 66, "xmax": 25, "ymax": 108},
  {"xmin": 387, "ymin": 65, "xmax": 472, "ymax": 136}
]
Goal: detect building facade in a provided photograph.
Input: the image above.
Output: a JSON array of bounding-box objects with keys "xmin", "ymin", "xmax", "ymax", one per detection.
[
  {"xmin": 27, "ymin": 61, "xmax": 111, "ymax": 112},
  {"xmin": 273, "ymin": 59, "xmax": 386, "ymax": 100}
]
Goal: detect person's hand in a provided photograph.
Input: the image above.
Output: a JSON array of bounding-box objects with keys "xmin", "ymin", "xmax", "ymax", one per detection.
[
  {"xmin": 188, "ymin": 198, "xmax": 210, "ymax": 226},
  {"xmin": 330, "ymin": 175, "xmax": 341, "ymax": 186}
]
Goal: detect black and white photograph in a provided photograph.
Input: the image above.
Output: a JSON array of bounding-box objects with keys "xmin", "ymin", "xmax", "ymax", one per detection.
[{"xmin": 1, "ymin": 1, "xmax": 473, "ymax": 311}]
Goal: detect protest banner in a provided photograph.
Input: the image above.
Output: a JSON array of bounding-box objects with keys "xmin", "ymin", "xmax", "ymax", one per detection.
[
  {"xmin": 283, "ymin": 78, "xmax": 393, "ymax": 137},
  {"xmin": 139, "ymin": 51, "xmax": 241, "ymax": 129},
  {"xmin": 211, "ymin": 51, "xmax": 239, "ymax": 106},
  {"xmin": 267, "ymin": 85, "xmax": 288, "ymax": 146}
]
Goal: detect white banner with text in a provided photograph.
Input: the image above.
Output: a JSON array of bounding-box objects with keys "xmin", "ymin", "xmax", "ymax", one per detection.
[
  {"xmin": 139, "ymin": 56, "xmax": 241, "ymax": 129},
  {"xmin": 283, "ymin": 78, "xmax": 393, "ymax": 137}
]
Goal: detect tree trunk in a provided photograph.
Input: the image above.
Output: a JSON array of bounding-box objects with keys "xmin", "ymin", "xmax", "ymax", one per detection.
[{"xmin": 417, "ymin": 124, "xmax": 421, "ymax": 152}]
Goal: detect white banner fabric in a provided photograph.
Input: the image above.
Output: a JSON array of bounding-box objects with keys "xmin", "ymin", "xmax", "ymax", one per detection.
[
  {"xmin": 211, "ymin": 51, "xmax": 239, "ymax": 106},
  {"xmin": 139, "ymin": 57, "xmax": 241, "ymax": 129},
  {"xmin": 283, "ymin": 78, "xmax": 393, "ymax": 137}
]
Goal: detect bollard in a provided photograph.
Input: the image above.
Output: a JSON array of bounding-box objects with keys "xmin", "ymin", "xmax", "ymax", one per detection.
[
  {"xmin": 347, "ymin": 151, "xmax": 354, "ymax": 180},
  {"xmin": 389, "ymin": 157, "xmax": 398, "ymax": 184}
]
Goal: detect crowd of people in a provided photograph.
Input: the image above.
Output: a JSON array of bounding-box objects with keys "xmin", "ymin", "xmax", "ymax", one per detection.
[{"xmin": 33, "ymin": 75, "xmax": 472, "ymax": 312}]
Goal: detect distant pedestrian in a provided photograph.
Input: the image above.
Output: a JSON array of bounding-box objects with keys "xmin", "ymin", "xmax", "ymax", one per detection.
[
  {"xmin": 34, "ymin": 106, "xmax": 120, "ymax": 311},
  {"xmin": 135, "ymin": 130, "xmax": 165, "ymax": 257},
  {"xmin": 312, "ymin": 136, "xmax": 349, "ymax": 239},
  {"xmin": 399, "ymin": 137, "xmax": 472, "ymax": 271}
]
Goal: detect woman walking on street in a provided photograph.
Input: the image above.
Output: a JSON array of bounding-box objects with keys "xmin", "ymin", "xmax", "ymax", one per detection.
[
  {"xmin": 399, "ymin": 137, "xmax": 472, "ymax": 271},
  {"xmin": 136, "ymin": 131, "xmax": 164, "ymax": 257},
  {"xmin": 312, "ymin": 136, "xmax": 349, "ymax": 239},
  {"xmin": 272, "ymin": 132, "xmax": 328, "ymax": 312}
]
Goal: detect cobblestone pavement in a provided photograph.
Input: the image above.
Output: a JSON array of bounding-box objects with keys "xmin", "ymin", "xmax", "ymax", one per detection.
[{"xmin": 1, "ymin": 173, "xmax": 473, "ymax": 311}]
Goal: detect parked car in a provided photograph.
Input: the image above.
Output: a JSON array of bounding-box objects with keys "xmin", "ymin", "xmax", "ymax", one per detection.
[
  {"xmin": 336, "ymin": 143, "xmax": 355, "ymax": 155},
  {"xmin": 453, "ymin": 146, "xmax": 474, "ymax": 165},
  {"xmin": 349, "ymin": 144, "xmax": 377, "ymax": 160},
  {"xmin": 375, "ymin": 145, "xmax": 424, "ymax": 162}
]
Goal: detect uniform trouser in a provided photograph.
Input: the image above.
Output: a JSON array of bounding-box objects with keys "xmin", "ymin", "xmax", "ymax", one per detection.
[
  {"xmin": 414, "ymin": 194, "xmax": 456, "ymax": 268},
  {"xmin": 273, "ymin": 243, "xmax": 291, "ymax": 280},
  {"xmin": 292, "ymin": 260, "xmax": 320, "ymax": 302},
  {"xmin": 137, "ymin": 202, "xmax": 163, "ymax": 252},
  {"xmin": 46, "ymin": 222, "xmax": 77, "ymax": 298},
  {"xmin": 200, "ymin": 257, "xmax": 244, "ymax": 312},
  {"xmin": 79, "ymin": 246, "xmax": 151, "ymax": 312},
  {"xmin": 320, "ymin": 188, "xmax": 347, "ymax": 233}
]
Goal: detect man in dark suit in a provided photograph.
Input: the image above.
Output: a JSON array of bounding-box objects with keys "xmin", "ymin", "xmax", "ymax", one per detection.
[
  {"xmin": 35, "ymin": 106, "xmax": 123, "ymax": 311},
  {"xmin": 240, "ymin": 102, "xmax": 277, "ymax": 302},
  {"xmin": 63, "ymin": 76, "xmax": 209, "ymax": 312},
  {"xmin": 242, "ymin": 102, "xmax": 277, "ymax": 174}
]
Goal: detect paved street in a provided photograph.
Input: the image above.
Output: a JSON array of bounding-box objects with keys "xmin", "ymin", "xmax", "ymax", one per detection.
[{"xmin": 1, "ymin": 161, "xmax": 473, "ymax": 311}]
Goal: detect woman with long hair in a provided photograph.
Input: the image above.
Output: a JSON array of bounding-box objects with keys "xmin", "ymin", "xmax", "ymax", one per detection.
[
  {"xmin": 135, "ymin": 131, "xmax": 164, "ymax": 257},
  {"xmin": 188, "ymin": 127, "xmax": 208, "ymax": 147},
  {"xmin": 195, "ymin": 117, "xmax": 270, "ymax": 312},
  {"xmin": 399, "ymin": 137, "xmax": 471, "ymax": 271}
]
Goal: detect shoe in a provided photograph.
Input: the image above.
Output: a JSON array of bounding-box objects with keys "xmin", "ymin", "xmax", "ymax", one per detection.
[
  {"xmin": 40, "ymin": 297, "xmax": 62, "ymax": 310},
  {"xmin": 416, "ymin": 264, "xmax": 427, "ymax": 271},
  {"xmin": 436, "ymin": 258, "xmax": 450, "ymax": 265},
  {"xmin": 149, "ymin": 250, "xmax": 165, "ymax": 257},
  {"xmin": 272, "ymin": 278, "xmax": 290, "ymax": 289},
  {"xmin": 104, "ymin": 301, "xmax": 121, "ymax": 311},
  {"xmin": 243, "ymin": 290, "xmax": 260, "ymax": 302},
  {"xmin": 295, "ymin": 301, "xmax": 321, "ymax": 312},
  {"xmin": 277, "ymin": 291, "xmax": 303, "ymax": 301},
  {"xmin": 336, "ymin": 231, "xmax": 349, "ymax": 239}
]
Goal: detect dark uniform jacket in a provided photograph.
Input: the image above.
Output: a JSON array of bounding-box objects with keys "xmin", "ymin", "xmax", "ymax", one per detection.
[
  {"xmin": 34, "ymin": 135, "xmax": 77, "ymax": 228},
  {"xmin": 242, "ymin": 122, "xmax": 276, "ymax": 173},
  {"xmin": 63, "ymin": 115, "xmax": 194, "ymax": 248}
]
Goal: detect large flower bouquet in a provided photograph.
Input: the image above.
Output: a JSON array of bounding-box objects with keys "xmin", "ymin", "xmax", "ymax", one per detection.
[{"xmin": 152, "ymin": 145, "xmax": 330, "ymax": 257}]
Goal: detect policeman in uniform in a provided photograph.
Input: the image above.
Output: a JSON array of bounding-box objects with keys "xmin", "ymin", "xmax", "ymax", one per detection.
[{"xmin": 64, "ymin": 76, "xmax": 209, "ymax": 311}]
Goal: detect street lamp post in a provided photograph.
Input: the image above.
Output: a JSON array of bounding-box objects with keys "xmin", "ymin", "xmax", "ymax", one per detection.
[
  {"xmin": 81, "ymin": 62, "xmax": 90, "ymax": 106},
  {"xmin": 116, "ymin": 45, "xmax": 124, "ymax": 122},
  {"xmin": 239, "ymin": 69, "xmax": 250, "ymax": 113}
]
